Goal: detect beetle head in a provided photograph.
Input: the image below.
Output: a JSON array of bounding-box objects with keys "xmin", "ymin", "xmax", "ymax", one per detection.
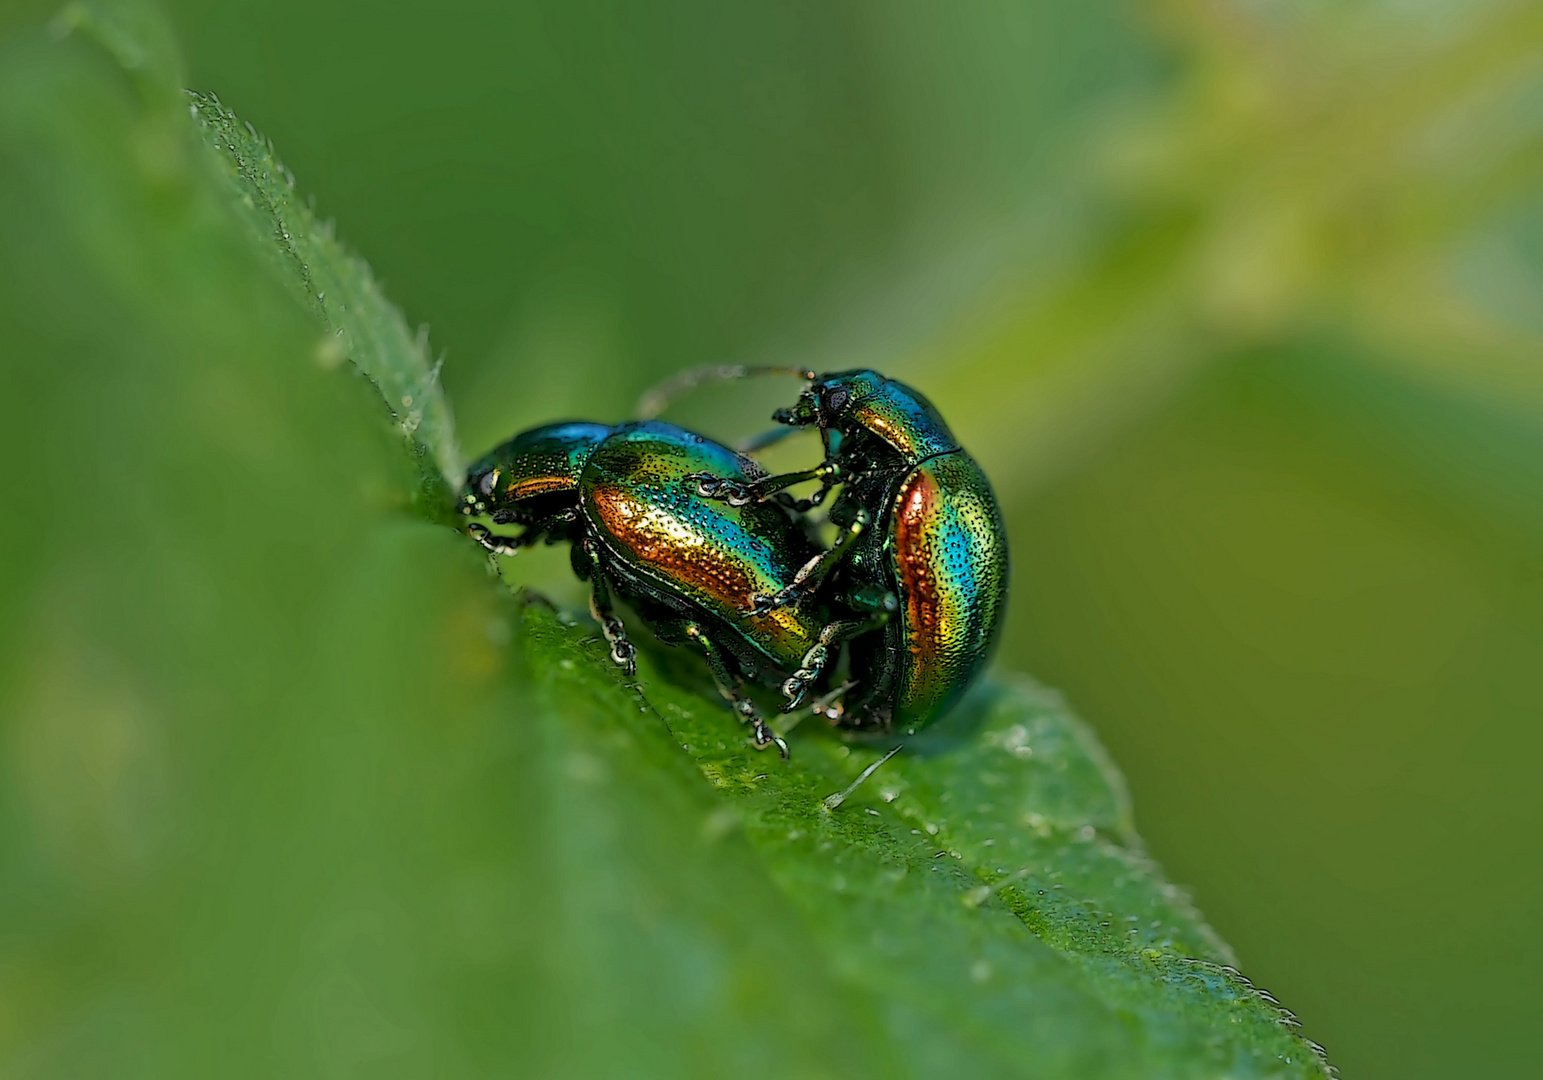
[
  {"xmin": 772, "ymin": 369, "xmax": 884, "ymax": 432},
  {"xmin": 459, "ymin": 459, "xmax": 505, "ymax": 518}
]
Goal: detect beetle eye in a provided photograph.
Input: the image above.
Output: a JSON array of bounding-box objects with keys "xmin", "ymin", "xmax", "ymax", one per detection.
[
  {"xmin": 826, "ymin": 387, "xmax": 850, "ymax": 413},
  {"xmin": 477, "ymin": 469, "xmax": 500, "ymax": 497}
]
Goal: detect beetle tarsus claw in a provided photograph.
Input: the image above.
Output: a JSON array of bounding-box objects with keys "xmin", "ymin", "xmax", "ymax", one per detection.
[
  {"xmin": 751, "ymin": 720, "xmax": 790, "ymax": 759},
  {"xmin": 467, "ymin": 521, "xmax": 529, "ymax": 557},
  {"xmin": 688, "ymin": 471, "xmax": 759, "ymax": 505},
  {"xmin": 749, "ymin": 585, "xmax": 803, "ymax": 616},
  {"xmin": 610, "ymin": 639, "xmax": 637, "ymax": 676},
  {"xmin": 781, "ymin": 653, "xmax": 823, "ymax": 709}
]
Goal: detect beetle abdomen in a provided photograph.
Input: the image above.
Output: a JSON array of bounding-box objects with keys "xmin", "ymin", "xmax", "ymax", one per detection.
[{"xmin": 885, "ymin": 451, "xmax": 1009, "ymax": 731}]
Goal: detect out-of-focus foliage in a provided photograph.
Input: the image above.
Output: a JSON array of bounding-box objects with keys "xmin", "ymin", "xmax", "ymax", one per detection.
[
  {"xmin": 190, "ymin": 92, "xmax": 458, "ymax": 488},
  {"xmin": 6, "ymin": 0, "xmax": 1542, "ymax": 1075},
  {"xmin": 837, "ymin": 1, "xmax": 1543, "ymax": 504},
  {"xmin": 0, "ymin": 3, "xmax": 1338, "ymax": 1077}
]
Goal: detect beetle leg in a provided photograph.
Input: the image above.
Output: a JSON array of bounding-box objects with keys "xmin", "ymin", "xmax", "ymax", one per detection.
[
  {"xmin": 683, "ymin": 624, "xmax": 789, "ymax": 758},
  {"xmin": 781, "ymin": 612, "xmax": 890, "ymax": 711},
  {"xmin": 467, "ymin": 521, "xmax": 544, "ymax": 556},
  {"xmin": 688, "ymin": 459, "xmax": 842, "ymax": 508},
  {"xmin": 588, "ymin": 578, "xmax": 637, "ymax": 677},
  {"xmin": 769, "ymin": 468, "xmax": 843, "ymax": 513},
  {"xmin": 573, "ymin": 538, "xmax": 637, "ymax": 676},
  {"xmin": 469, "ymin": 508, "xmax": 580, "ymax": 556},
  {"xmin": 749, "ymin": 503, "xmax": 871, "ymax": 616}
]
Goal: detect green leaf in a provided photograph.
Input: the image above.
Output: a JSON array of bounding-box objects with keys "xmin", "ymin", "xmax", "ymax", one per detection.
[
  {"xmin": 0, "ymin": 3, "xmax": 1333, "ymax": 1077},
  {"xmin": 517, "ymin": 604, "xmax": 1331, "ymax": 1077},
  {"xmin": 186, "ymin": 93, "xmax": 460, "ymax": 497}
]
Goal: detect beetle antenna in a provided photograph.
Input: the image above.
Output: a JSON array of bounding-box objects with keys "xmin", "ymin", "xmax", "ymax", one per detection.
[{"xmin": 637, "ymin": 364, "xmax": 816, "ymax": 418}]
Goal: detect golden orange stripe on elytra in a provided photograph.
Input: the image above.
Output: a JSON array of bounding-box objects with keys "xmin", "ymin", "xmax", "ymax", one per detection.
[
  {"xmin": 587, "ymin": 485, "xmax": 818, "ymax": 664},
  {"xmin": 589, "ymin": 485, "xmax": 750, "ymax": 600},
  {"xmin": 854, "ymin": 403, "xmax": 922, "ymax": 459},
  {"xmin": 507, "ymin": 474, "xmax": 576, "ymax": 500},
  {"xmin": 894, "ymin": 469, "xmax": 945, "ymax": 683}
]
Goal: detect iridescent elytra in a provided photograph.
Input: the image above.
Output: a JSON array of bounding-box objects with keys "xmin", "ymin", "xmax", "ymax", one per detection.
[
  {"xmin": 459, "ymin": 419, "xmax": 842, "ymax": 755},
  {"xmin": 653, "ymin": 367, "xmax": 1010, "ymax": 735}
]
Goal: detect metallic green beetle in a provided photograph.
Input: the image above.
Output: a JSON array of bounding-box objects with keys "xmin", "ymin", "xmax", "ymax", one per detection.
[
  {"xmin": 459, "ymin": 419, "xmax": 847, "ymax": 754},
  {"xmin": 665, "ymin": 367, "xmax": 1010, "ymax": 735}
]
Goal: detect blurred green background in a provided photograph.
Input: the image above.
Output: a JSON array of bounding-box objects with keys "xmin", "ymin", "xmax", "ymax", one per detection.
[
  {"xmin": 168, "ymin": 0, "xmax": 1543, "ymax": 1075},
  {"xmin": 6, "ymin": 0, "xmax": 1542, "ymax": 1075}
]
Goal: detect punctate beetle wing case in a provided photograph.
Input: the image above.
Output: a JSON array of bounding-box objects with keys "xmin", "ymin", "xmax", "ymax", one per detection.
[
  {"xmin": 859, "ymin": 449, "xmax": 1009, "ymax": 732},
  {"xmin": 580, "ymin": 423, "xmax": 824, "ymax": 673}
]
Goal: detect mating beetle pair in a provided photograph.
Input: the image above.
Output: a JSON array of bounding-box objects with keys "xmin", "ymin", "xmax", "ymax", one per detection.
[{"xmin": 459, "ymin": 368, "xmax": 1009, "ymax": 755}]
